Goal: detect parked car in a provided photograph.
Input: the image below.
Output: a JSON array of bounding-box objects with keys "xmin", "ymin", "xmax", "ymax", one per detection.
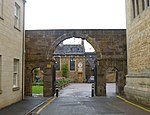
[{"xmin": 88, "ymin": 76, "xmax": 95, "ymax": 83}]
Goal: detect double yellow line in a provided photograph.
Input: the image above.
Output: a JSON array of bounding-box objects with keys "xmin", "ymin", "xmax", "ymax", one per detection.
[
  {"xmin": 117, "ymin": 95, "xmax": 150, "ymax": 113},
  {"xmin": 36, "ymin": 96, "xmax": 150, "ymax": 114},
  {"xmin": 36, "ymin": 97, "xmax": 56, "ymax": 114}
]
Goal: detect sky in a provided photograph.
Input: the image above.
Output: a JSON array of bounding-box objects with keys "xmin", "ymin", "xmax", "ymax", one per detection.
[
  {"xmin": 25, "ymin": 0, "xmax": 126, "ymax": 30},
  {"xmin": 25, "ymin": 0, "xmax": 126, "ymax": 52},
  {"xmin": 63, "ymin": 37, "xmax": 95, "ymax": 52}
]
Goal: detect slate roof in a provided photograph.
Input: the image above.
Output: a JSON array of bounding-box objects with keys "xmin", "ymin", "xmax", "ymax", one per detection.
[{"xmin": 54, "ymin": 44, "xmax": 85, "ymax": 56}]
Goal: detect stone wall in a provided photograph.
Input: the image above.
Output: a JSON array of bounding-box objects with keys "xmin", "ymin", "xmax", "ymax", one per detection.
[
  {"xmin": 25, "ymin": 29, "xmax": 126, "ymax": 96},
  {"xmin": 0, "ymin": 0, "xmax": 25, "ymax": 109},
  {"xmin": 56, "ymin": 56, "xmax": 86, "ymax": 83},
  {"xmin": 125, "ymin": 0, "xmax": 150, "ymax": 106}
]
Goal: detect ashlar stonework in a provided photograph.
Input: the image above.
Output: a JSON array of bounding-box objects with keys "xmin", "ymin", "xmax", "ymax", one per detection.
[{"xmin": 125, "ymin": 0, "xmax": 150, "ymax": 106}]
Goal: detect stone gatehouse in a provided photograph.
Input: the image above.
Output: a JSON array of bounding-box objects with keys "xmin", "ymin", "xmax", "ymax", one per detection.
[{"xmin": 25, "ymin": 29, "xmax": 127, "ymax": 97}]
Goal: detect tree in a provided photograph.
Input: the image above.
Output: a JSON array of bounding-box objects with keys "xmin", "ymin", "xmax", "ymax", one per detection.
[{"xmin": 61, "ymin": 64, "xmax": 69, "ymax": 78}]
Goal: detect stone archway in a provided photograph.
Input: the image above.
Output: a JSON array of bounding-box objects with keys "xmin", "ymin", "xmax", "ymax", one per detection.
[
  {"xmin": 25, "ymin": 29, "xmax": 126, "ymax": 96},
  {"xmin": 97, "ymin": 58, "xmax": 127, "ymax": 95},
  {"xmin": 47, "ymin": 32, "xmax": 102, "ymax": 60},
  {"xmin": 48, "ymin": 32, "xmax": 102, "ymax": 95}
]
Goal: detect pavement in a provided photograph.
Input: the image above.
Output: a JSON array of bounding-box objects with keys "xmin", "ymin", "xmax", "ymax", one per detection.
[
  {"xmin": 0, "ymin": 95, "xmax": 49, "ymax": 115},
  {"xmin": 37, "ymin": 83, "xmax": 150, "ymax": 115},
  {"xmin": 0, "ymin": 83, "xmax": 150, "ymax": 115}
]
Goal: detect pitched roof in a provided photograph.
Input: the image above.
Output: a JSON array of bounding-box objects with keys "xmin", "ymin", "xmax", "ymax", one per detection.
[{"xmin": 54, "ymin": 44, "xmax": 85, "ymax": 55}]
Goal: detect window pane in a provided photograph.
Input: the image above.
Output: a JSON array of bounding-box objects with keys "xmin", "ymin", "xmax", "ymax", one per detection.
[
  {"xmin": 142, "ymin": 0, "xmax": 147, "ymax": 10},
  {"xmin": 13, "ymin": 74, "xmax": 17, "ymax": 87},
  {"xmin": 14, "ymin": 3, "xmax": 20, "ymax": 28},
  {"xmin": 70, "ymin": 57, "xmax": 75, "ymax": 71},
  {"xmin": 15, "ymin": 3, "xmax": 19, "ymax": 16},
  {"xmin": 55, "ymin": 57, "xmax": 60, "ymax": 71},
  {"xmin": 13, "ymin": 59, "xmax": 19, "ymax": 87},
  {"xmin": 148, "ymin": 0, "xmax": 150, "ymax": 6},
  {"xmin": 136, "ymin": 0, "xmax": 139, "ymax": 15},
  {"xmin": 132, "ymin": 0, "xmax": 136, "ymax": 18}
]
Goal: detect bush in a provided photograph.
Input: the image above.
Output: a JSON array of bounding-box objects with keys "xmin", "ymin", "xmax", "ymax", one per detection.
[
  {"xmin": 32, "ymin": 81, "xmax": 43, "ymax": 86},
  {"xmin": 61, "ymin": 64, "xmax": 69, "ymax": 78},
  {"xmin": 56, "ymin": 77, "xmax": 70, "ymax": 88}
]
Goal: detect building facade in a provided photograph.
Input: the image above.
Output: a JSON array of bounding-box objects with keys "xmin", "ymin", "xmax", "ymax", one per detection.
[
  {"xmin": 54, "ymin": 43, "xmax": 87, "ymax": 83},
  {"xmin": 0, "ymin": 0, "xmax": 25, "ymax": 108},
  {"xmin": 125, "ymin": 0, "xmax": 150, "ymax": 106}
]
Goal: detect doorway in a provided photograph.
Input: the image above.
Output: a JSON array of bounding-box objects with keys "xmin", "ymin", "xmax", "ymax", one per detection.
[
  {"xmin": 32, "ymin": 67, "xmax": 44, "ymax": 97},
  {"xmin": 52, "ymin": 37, "xmax": 97, "ymax": 97},
  {"xmin": 106, "ymin": 67, "xmax": 118, "ymax": 96}
]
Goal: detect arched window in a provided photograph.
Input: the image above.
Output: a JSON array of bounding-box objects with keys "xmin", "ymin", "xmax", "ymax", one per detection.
[
  {"xmin": 70, "ymin": 56, "xmax": 75, "ymax": 71},
  {"xmin": 147, "ymin": 0, "xmax": 150, "ymax": 6},
  {"xmin": 142, "ymin": 0, "xmax": 146, "ymax": 10},
  {"xmin": 136, "ymin": 0, "xmax": 139, "ymax": 15},
  {"xmin": 132, "ymin": 0, "xmax": 136, "ymax": 18}
]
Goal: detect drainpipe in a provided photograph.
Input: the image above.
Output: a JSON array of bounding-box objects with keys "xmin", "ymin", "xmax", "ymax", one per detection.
[{"xmin": 22, "ymin": 0, "xmax": 26, "ymax": 100}]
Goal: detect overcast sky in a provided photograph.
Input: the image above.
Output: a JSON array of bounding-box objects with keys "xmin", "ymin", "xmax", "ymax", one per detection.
[{"xmin": 25, "ymin": 0, "xmax": 126, "ymax": 30}]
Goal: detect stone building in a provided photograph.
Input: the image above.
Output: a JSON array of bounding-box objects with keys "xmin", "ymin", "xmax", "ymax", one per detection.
[
  {"xmin": 54, "ymin": 42, "xmax": 86, "ymax": 83},
  {"xmin": 0, "ymin": 0, "xmax": 25, "ymax": 108},
  {"xmin": 125, "ymin": 0, "xmax": 150, "ymax": 106}
]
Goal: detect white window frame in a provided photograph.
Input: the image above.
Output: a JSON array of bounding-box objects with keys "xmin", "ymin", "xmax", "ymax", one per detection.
[
  {"xmin": 0, "ymin": 0, "xmax": 3, "ymax": 18},
  {"xmin": 13, "ymin": 59, "xmax": 19, "ymax": 88},
  {"xmin": 14, "ymin": 2, "xmax": 20, "ymax": 29}
]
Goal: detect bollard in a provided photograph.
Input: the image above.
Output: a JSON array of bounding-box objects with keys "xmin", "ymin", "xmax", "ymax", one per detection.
[
  {"xmin": 91, "ymin": 83, "xmax": 95, "ymax": 97},
  {"xmin": 56, "ymin": 87, "xmax": 59, "ymax": 97}
]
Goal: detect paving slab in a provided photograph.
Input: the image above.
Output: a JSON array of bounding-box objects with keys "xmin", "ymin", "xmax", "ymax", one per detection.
[{"xmin": 0, "ymin": 96, "xmax": 49, "ymax": 115}]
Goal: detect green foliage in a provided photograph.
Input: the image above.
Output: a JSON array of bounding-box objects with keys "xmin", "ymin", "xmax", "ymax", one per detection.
[
  {"xmin": 56, "ymin": 77, "xmax": 70, "ymax": 88},
  {"xmin": 33, "ymin": 68, "xmax": 39, "ymax": 76},
  {"xmin": 32, "ymin": 81, "xmax": 43, "ymax": 86},
  {"xmin": 32, "ymin": 80, "xmax": 43, "ymax": 94},
  {"xmin": 61, "ymin": 64, "xmax": 69, "ymax": 78},
  {"xmin": 32, "ymin": 86, "xmax": 43, "ymax": 94}
]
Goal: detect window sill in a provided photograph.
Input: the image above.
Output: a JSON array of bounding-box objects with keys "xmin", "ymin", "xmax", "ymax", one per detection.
[
  {"xmin": 70, "ymin": 70, "xmax": 76, "ymax": 72},
  {"xmin": 13, "ymin": 87, "xmax": 20, "ymax": 91},
  {"xmin": 14, "ymin": 26, "xmax": 21, "ymax": 32},
  {"xmin": 0, "ymin": 90, "xmax": 2, "ymax": 94}
]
